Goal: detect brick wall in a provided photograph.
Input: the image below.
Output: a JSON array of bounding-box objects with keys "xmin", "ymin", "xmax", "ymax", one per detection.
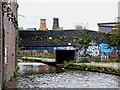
[
  {"xmin": 2, "ymin": 1, "xmax": 18, "ymax": 84},
  {"xmin": 22, "ymin": 50, "xmax": 56, "ymax": 57}
]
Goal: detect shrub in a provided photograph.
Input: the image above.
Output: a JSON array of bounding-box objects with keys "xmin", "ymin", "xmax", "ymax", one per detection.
[{"xmin": 63, "ymin": 61, "xmax": 74, "ymax": 68}]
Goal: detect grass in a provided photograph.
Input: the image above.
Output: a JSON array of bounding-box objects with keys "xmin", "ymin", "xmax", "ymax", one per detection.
[
  {"xmin": 9, "ymin": 67, "xmax": 19, "ymax": 81},
  {"xmin": 24, "ymin": 56, "xmax": 56, "ymax": 59},
  {"xmin": 78, "ymin": 59, "xmax": 119, "ymax": 63}
]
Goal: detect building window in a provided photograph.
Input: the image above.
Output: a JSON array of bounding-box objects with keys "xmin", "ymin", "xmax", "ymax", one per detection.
[{"xmin": 5, "ymin": 46, "xmax": 8, "ymax": 64}]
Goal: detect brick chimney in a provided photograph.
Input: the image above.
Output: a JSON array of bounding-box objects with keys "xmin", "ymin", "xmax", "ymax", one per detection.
[
  {"xmin": 52, "ymin": 18, "xmax": 59, "ymax": 30},
  {"xmin": 39, "ymin": 19, "xmax": 47, "ymax": 30}
]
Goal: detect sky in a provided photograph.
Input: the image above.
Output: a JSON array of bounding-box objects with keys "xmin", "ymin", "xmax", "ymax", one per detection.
[{"xmin": 18, "ymin": 0, "xmax": 119, "ymax": 31}]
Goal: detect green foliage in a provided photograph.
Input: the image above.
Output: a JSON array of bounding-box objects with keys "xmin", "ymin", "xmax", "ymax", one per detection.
[
  {"xmin": 83, "ymin": 32, "xmax": 91, "ymax": 45},
  {"xmin": 108, "ymin": 30, "xmax": 120, "ymax": 46},
  {"xmin": 48, "ymin": 50, "xmax": 54, "ymax": 53},
  {"xmin": 59, "ymin": 35, "xmax": 67, "ymax": 41},
  {"xmin": 75, "ymin": 31, "xmax": 92, "ymax": 52},
  {"xmin": 63, "ymin": 61, "xmax": 74, "ymax": 68},
  {"xmin": 9, "ymin": 67, "xmax": 19, "ymax": 81},
  {"xmin": 32, "ymin": 37, "xmax": 34, "ymax": 40},
  {"xmin": 81, "ymin": 53, "xmax": 91, "ymax": 57},
  {"xmin": 51, "ymin": 39, "xmax": 58, "ymax": 45},
  {"xmin": 94, "ymin": 59, "xmax": 119, "ymax": 63},
  {"xmin": 75, "ymin": 23, "xmax": 88, "ymax": 30},
  {"xmin": 74, "ymin": 36, "xmax": 79, "ymax": 39},
  {"xmin": 75, "ymin": 24, "xmax": 82, "ymax": 30},
  {"xmin": 54, "ymin": 27, "xmax": 63, "ymax": 30},
  {"xmin": 2, "ymin": 1, "xmax": 8, "ymax": 8},
  {"xmin": 19, "ymin": 37, "xmax": 23, "ymax": 47},
  {"xmin": 47, "ymin": 37, "xmax": 58, "ymax": 45},
  {"xmin": 40, "ymin": 37, "xmax": 42, "ymax": 40},
  {"xmin": 84, "ymin": 45, "xmax": 88, "ymax": 48},
  {"xmin": 92, "ymin": 66, "xmax": 97, "ymax": 71},
  {"xmin": 100, "ymin": 67, "xmax": 105, "ymax": 73},
  {"xmin": 13, "ymin": 71, "xmax": 18, "ymax": 78},
  {"xmin": 60, "ymin": 36, "xmax": 63, "ymax": 40},
  {"xmin": 17, "ymin": 48, "xmax": 23, "ymax": 59},
  {"xmin": 9, "ymin": 75, "xmax": 14, "ymax": 81},
  {"xmin": 79, "ymin": 44, "xmax": 82, "ymax": 50},
  {"xmin": 81, "ymin": 58, "xmax": 90, "ymax": 63},
  {"xmin": 78, "ymin": 38, "xmax": 83, "ymax": 43},
  {"xmin": 83, "ymin": 39, "xmax": 88, "ymax": 44},
  {"xmin": 32, "ymin": 59, "xmax": 35, "ymax": 62},
  {"xmin": 81, "ymin": 64, "xmax": 86, "ymax": 70},
  {"xmin": 35, "ymin": 35, "xmax": 38, "ymax": 40}
]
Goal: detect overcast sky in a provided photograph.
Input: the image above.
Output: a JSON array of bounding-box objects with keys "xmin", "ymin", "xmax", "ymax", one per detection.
[{"xmin": 18, "ymin": 0, "xmax": 119, "ymax": 31}]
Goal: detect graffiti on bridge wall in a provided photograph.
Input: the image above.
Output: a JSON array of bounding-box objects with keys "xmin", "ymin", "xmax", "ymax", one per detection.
[
  {"xmin": 86, "ymin": 46, "xmax": 99, "ymax": 57},
  {"xmin": 76, "ymin": 43, "xmax": 116, "ymax": 62},
  {"xmin": 99, "ymin": 43, "xmax": 114, "ymax": 53},
  {"xmin": 76, "ymin": 46, "xmax": 100, "ymax": 62},
  {"xmin": 100, "ymin": 53, "xmax": 109, "ymax": 61}
]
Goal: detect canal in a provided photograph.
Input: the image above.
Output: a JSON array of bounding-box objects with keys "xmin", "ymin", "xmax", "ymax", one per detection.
[{"xmin": 6, "ymin": 60, "xmax": 119, "ymax": 88}]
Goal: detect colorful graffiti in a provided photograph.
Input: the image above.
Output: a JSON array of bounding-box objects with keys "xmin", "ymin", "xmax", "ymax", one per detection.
[
  {"xmin": 75, "ymin": 43, "xmax": 117, "ymax": 62},
  {"xmin": 99, "ymin": 43, "xmax": 114, "ymax": 53},
  {"xmin": 86, "ymin": 46, "xmax": 99, "ymax": 57}
]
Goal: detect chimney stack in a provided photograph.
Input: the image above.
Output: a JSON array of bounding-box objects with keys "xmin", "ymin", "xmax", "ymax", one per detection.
[
  {"xmin": 39, "ymin": 19, "xmax": 47, "ymax": 30},
  {"xmin": 52, "ymin": 18, "xmax": 59, "ymax": 30}
]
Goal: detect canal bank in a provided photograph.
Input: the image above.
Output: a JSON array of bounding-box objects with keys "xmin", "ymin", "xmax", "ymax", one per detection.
[
  {"xmin": 22, "ymin": 57, "xmax": 56, "ymax": 62},
  {"xmin": 5, "ymin": 59, "xmax": 120, "ymax": 88},
  {"xmin": 57, "ymin": 62, "xmax": 120, "ymax": 76},
  {"xmin": 21, "ymin": 57, "xmax": 120, "ymax": 76}
]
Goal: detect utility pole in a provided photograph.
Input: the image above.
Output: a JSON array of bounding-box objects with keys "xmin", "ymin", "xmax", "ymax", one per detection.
[
  {"xmin": 118, "ymin": 1, "xmax": 120, "ymax": 88},
  {"xmin": 0, "ymin": 0, "xmax": 3, "ymax": 88}
]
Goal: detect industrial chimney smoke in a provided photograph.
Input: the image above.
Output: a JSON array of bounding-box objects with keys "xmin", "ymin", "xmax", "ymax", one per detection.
[
  {"xmin": 39, "ymin": 19, "xmax": 47, "ymax": 30},
  {"xmin": 52, "ymin": 18, "xmax": 59, "ymax": 30}
]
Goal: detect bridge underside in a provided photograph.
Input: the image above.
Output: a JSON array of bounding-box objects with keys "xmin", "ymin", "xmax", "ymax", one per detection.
[
  {"xmin": 22, "ymin": 46, "xmax": 76, "ymax": 50},
  {"xmin": 22, "ymin": 46, "xmax": 76, "ymax": 63},
  {"xmin": 56, "ymin": 50, "xmax": 75, "ymax": 63}
]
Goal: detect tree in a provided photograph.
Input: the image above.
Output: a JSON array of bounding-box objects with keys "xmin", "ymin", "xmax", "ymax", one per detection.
[
  {"xmin": 108, "ymin": 17, "xmax": 120, "ymax": 46},
  {"xmin": 75, "ymin": 23, "xmax": 88, "ymax": 30},
  {"xmin": 54, "ymin": 27, "xmax": 63, "ymax": 30},
  {"xmin": 108, "ymin": 30, "xmax": 120, "ymax": 46}
]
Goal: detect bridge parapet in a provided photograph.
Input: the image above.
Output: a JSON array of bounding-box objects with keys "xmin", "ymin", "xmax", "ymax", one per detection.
[{"xmin": 19, "ymin": 30, "xmax": 109, "ymax": 47}]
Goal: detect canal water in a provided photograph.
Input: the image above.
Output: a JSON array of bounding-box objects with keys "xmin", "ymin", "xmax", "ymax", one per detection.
[{"xmin": 6, "ymin": 60, "xmax": 119, "ymax": 88}]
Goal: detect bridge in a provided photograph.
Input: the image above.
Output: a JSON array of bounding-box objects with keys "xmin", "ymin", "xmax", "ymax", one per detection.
[{"xmin": 19, "ymin": 30, "xmax": 109, "ymax": 63}]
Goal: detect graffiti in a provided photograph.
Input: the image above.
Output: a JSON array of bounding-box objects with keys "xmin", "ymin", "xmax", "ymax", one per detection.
[
  {"xmin": 75, "ymin": 43, "xmax": 117, "ymax": 62},
  {"xmin": 111, "ymin": 52, "xmax": 118, "ymax": 58},
  {"xmin": 100, "ymin": 53, "xmax": 109, "ymax": 61},
  {"xmin": 86, "ymin": 46, "xmax": 99, "ymax": 57},
  {"xmin": 78, "ymin": 48, "xmax": 85, "ymax": 56},
  {"xmin": 76, "ymin": 48, "xmax": 85, "ymax": 62},
  {"xmin": 99, "ymin": 43, "xmax": 114, "ymax": 53}
]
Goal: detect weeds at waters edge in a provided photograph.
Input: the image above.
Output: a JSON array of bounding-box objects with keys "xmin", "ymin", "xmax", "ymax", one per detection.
[
  {"xmin": 9, "ymin": 67, "xmax": 19, "ymax": 81},
  {"xmin": 78, "ymin": 59, "xmax": 119, "ymax": 63},
  {"xmin": 63, "ymin": 61, "xmax": 74, "ymax": 68},
  {"xmin": 58, "ymin": 62, "xmax": 120, "ymax": 75}
]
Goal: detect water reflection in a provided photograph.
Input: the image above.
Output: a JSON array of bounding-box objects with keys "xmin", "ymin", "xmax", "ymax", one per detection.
[
  {"xmin": 18, "ymin": 62, "xmax": 62, "ymax": 76},
  {"xmin": 7, "ymin": 60, "xmax": 119, "ymax": 88}
]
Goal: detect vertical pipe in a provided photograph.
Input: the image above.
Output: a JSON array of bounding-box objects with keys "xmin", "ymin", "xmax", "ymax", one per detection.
[{"xmin": 0, "ymin": 0, "xmax": 3, "ymax": 88}]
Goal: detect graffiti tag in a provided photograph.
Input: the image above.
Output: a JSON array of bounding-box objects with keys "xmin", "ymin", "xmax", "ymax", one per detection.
[
  {"xmin": 99, "ymin": 43, "xmax": 114, "ymax": 53},
  {"xmin": 86, "ymin": 46, "xmax": 99, "ymax": 57}
]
